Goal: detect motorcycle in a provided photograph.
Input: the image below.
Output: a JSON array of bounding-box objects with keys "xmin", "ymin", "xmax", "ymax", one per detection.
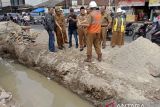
[
  {"xmin": 132, "ymin": 22, "xmax": 160, "ymax": 45},
  {"xmin": 151, "ymin": 30, "xmax": 160, "ymax": 45},
  {"xmin": 132, "ymin": 22, "xmax": 152, "ymax": 40},
  {"xmin": 125, "ymin": 23, "xmax": 135, "ymax": 36}
]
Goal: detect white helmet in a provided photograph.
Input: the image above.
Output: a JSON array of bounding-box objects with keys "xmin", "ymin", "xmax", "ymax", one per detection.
[
  {"xmin": 89, "ymin": 1, "xmax": 98, "ymax": 8},
  {"xmin": 117, "ymin": 8, "xmax": 123, "ymax": 13}
]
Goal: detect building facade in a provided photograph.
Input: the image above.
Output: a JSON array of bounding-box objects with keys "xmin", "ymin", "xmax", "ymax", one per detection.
[
  {"xmin": 10, "ymin": 0, "xmax": 25, "ymax": 6},
  {"xmin": 0, "ymin": 0, "xmax": 25, "ymax": 7},
  {"xmin": 1, "ymin": 0, "xmax": 11, "ymax": 7},
  {"xmin": 0, "ymin": 0, "xmax": 26, "ymax": 14}
]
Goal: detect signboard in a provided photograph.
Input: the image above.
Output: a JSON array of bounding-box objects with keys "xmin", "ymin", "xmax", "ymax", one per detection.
[
  {"xmin": 72, "ymin": 0, "xmax": 77, "ymax": 6},
  {"xmin": 119, "ymin": 0, "xmax": 145, "ymax": 6},
  {"xmin": 126, "ymin": 15, "xmax": 136, "ymax": 22},
  {"xmin": 149, "ymin": 0, "xmax": 160, "ymax": 6},
  {"xmin": 1, "ymin": 0, "xmax": 11, "ymax": 7},
  {"xmin": 132, "ymin": 0, "xmax": 145, "ymax": 6}
]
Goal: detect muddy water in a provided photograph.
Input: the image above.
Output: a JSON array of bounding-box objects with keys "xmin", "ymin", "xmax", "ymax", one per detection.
[{"xmin": 0, "ymin": 58, "xmax": 93, "ymax": 107}]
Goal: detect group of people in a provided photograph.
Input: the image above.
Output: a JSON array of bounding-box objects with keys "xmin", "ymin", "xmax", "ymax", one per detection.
[
  {"xmin": 44, "ymin": 1, "xmax": 126, "ymax": 62},
  {"xmin": 3, "ymin": 13, "xmax": 31, "ymax": 26}
]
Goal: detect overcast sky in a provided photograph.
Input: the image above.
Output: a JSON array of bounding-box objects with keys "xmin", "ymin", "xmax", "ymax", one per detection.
[{"xmin": 25, "ymin": 0, "xmax": 48, "ymax": 6}]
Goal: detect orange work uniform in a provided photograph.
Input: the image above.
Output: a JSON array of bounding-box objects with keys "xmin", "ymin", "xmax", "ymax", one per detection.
[{"xmin": 86, "ymin": 10, "xmax": 102, "ymax": 60}]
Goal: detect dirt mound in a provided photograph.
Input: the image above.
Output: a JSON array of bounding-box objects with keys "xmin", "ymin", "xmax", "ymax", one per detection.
[{"xmin": 107, "ymin": 37, "xmax": 160, "ymax": 74}]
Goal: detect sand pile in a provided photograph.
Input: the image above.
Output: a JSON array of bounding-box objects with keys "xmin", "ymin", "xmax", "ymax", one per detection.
[{"xmin": 107, "ymin": 37, "xmax": 160, "ymax": 76}]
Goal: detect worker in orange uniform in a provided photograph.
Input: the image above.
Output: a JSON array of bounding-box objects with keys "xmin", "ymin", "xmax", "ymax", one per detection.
[
  {"xmin": 80, "ymin": 1, "xmax": 102, "ymax": 62},
  {"xmin": 77, "ymin": 6, "xmax": 88, "ymax": 51},
  {"xmin": 100, "ymin": 6, "xmax": 112, "ymax": 49},
  {"xmin": 111, "ymin": 8, "xmax": 126, "ymax": 48}
]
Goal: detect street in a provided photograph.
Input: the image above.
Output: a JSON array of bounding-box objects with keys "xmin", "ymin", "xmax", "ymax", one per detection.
[{"xmin": 31, "ymin": 24, "xmax": 133, "ymax": 46}]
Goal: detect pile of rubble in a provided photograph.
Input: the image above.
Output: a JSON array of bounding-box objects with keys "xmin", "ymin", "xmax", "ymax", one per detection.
[
  {"xmin": 5, "ymin": 22, "xmax": 39, "ymax": 45},
  {"xmin": 0, "ymin": 88, "xmax": 12, "ymax": 107}
]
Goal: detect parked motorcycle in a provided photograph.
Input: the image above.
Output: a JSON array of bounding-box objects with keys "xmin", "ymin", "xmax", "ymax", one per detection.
[
  {"xmin": 132, "ymin": 22, "xmax": 152, "ymax": 40},
  {"xmin": 125, "ymin": 23, "xmax": 135, "ymax": 36},
  {"xmin": 151, "ymin": 30, "xmax": 160, "ymax": 45},
  {"xmin": 132, "ymin": 22, "xmax": 160, "ymax": 45}
]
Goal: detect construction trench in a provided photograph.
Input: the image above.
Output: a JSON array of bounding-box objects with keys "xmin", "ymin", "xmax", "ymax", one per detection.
[{"xmin": 0, "ymin": 21, "xmax": 160, "ymax": 107}]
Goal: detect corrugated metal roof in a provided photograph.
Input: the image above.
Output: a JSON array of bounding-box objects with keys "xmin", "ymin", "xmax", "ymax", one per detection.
[
  {"xmin": 77, "ymin": 0, "xmax": 109, "ymax": 6},
  {"xmin": 35, "ymin": 0, "xmax": 63, "ymax": 8}
]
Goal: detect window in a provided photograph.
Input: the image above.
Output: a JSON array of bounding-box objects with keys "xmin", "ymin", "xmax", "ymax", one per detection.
[{"xmin": 10, "ymin": 0, "xmax": 25, "ymax": 6}]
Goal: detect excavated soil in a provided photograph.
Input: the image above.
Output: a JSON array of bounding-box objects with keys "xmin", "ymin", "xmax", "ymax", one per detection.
[{"xmin": 0, "ymin": 22, "xmax": 160, "ymax": 107}]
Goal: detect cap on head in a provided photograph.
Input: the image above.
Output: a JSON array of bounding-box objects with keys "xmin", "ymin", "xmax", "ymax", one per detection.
[
  {"xmin": 89, "ymin": 1, "xmax": 98, "ymax": 8},
  {"xmin": 116, "ymin": 8, "xmax": 123, "ymax": 13}
]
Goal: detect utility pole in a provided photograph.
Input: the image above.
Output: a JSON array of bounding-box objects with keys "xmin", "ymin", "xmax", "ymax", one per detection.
[
  {"xmin": 115, "ymin": 0, "xmax": 119, "ymax": 10},
  {"xmin": 65, "ymin": 0, "xmax": 68, "ymax": 8},
  {"xmin": 109, "ymin": 0, "xmax": 111, "ymax": 9},
  {"xmin": 82, "ymin": 0, "xmax": 84, "ymax": 6},
  {"xmin": 0, "ymin": 0, "xmax": 2, "ymax": 9}
]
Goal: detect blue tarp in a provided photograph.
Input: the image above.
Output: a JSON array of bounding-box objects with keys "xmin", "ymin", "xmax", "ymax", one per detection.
[{"xmin": 32, "ymin": 8, "xmax": 45, "ymax": 13}]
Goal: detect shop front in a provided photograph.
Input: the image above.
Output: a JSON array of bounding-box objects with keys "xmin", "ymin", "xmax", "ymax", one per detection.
[
  {"xmin": 119, "ymin": 0, "xmax": 150, "ymax": 22},
  {"xmin": 149, "ymin": 0, "xmax": 160, "ymax": 21}
]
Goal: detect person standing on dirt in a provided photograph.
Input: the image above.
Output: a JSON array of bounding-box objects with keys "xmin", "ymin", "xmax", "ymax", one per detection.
[
  {"xmin": 55, "ymin": 8, "xmax": 68, "ymax": 44},
  {"xmin": 100, "ymin": 6, "xmax": 112, "ymax": 49},
  {"xmin": 55, "ymin": 8, "xmax": 65, "ymax": 50},
  {"xmin": 77, "ymin": 6, "xmax": 88, "ymax": 51},
  {"xmin": 67, "ymin": 8, "xmax": 78, "ymax": 48},
  {"xmin": 111, "ymin": 8, "xmax": 126, "ymax": 48},
  {"xmin": 80, "ymin": 1, "xmax": 102, "ymax": 62},
  {"xmin": 44, "ymin": 7, "xmax": 57, "ymax": 52}
]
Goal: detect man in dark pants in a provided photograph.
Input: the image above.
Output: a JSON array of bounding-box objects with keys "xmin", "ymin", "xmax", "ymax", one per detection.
[
  {"xmin": 67, "ymin": 8, "xmax": 78, "ymax": 48},
  {"xmin": 44, "ymin": 7, "xmax": 57, "ymax": 52}
]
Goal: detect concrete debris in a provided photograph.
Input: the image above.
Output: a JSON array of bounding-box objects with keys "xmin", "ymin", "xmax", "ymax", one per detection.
[
  {"xmin": 0, "ymin": 88, "xmax": 12, "ymax": 107},
  {"xmin": 5, "ymin": 22, "xmax": 38, "ymax": 45}
]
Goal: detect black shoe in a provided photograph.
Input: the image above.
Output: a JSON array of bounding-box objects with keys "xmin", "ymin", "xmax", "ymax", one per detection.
[
  {"xmin": 65, "ymin": 41, "xmax": 69, "ymax": 44},
  {"xmin": 102, "ymin": 46, "xmax": 106, "ymax": 49},
  {"xmin": 62, "ymin": 45, "xmax": 65, "ymax": 49},
  {"xmin": 50, "ymin": 49, "xmax": 58, "ymax": 52},
  {"xmin": 76, "ymin": 45, "xmax": 78, "ymax": 48},
  {"xmin": 80, "ymin": 48, "xmax": 83, "ymax": 51},
  {"xmin": 68, "ymin": 45, "xmax": 72, "ymax": 48},
  {"xmin": 58, "ymin": 47, "xmax": 63, "ymax": 50},
  {"xmin": 112, "ymin": 46, "xmax": 115, "ymax": 48}
]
